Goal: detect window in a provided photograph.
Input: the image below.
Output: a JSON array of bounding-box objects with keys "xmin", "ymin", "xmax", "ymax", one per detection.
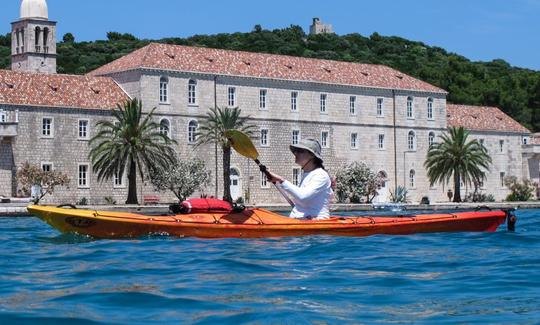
[
  {"xmin": 188, "ymin": 120, "xmax": 198, "ymax": 143},
  {"xmin": 260, "ymin": 172, "xmax": 269, "ymax": 188},
  {"xmin": 320, "ymin": 94, "xmax": 327, "ymax": 113},
  {"xmin": 188, "ymin": 80, "xmax": 197, "ymax": 105},
  {"xmin": 428, "ymin": 132, "xmax": 435, "ymax": 147},
  {"xmin": 406, "ymin": 96, "xmax": 414, "ymax": 118},
  {"xmin": 350, "ymin": 96, "xmax": 356, "ymax": 115},
  {"xmin": 160, "ymin": 119, "xmax": 170, "ymax": 138},
  {"xmin": 228, "ymin": 87, "xmax": 236, "ymax": 107},
  {"xmin": 427, "ymin": 98, "xmax": 434, "ymax": 119},
  {"xmin": 42, "ymin": 118, "xmax": 53, "ymax": 137},
  {"xmin": 407, "ymin": 131, "xmax": 416, "ymax": 151},
  {"xmin": 499, "ymin": 140, "xmax": 504, "ymax": 153},
  {"xmin": 523, "ymin": 137, "xmax": 528, "ymax": 145},
  {"xmin": 78, "ymin": 119, "xmax": 89, "ymax": 139},
  {"xmin": 378, "ymin": 134, "xmax": 385, "ymax": 150},
  {"xmin": 0, "ymin": 110, "xmax": 6, "ymax": 123},
  {"xmin": 78, "ymin": 164, "xmax": 89, "ymax": 188},
  {"xmin": 293, "ymin": 168, "xmax": 301, "ymax": 186},
  {"xmin": 351, "ymin": 132, "xmax": 358, "ymax": 149},
  {"xmin": 259, "ymin": 89, "xmax": 267, "ymax": 110},
  {"xmin": 114, "ymin": 170, "xmax": 123, "ymax": 187},
  {"xmin": 479, "ymin": 139, "xmax": 485, "ymax": 147},
  {"xmin": 41, "ymin": 162, "xmax": 52, "ymax": 172},
  {"xmin": 291, "ymin": 91, "xmax": 298, "ymax": 111},
  {"xmin": 377, "ymin": 98, "xmax": 384, "ymax": 116},
  {"xmin": 260, "ymin": 129, "xmax": 269, "ymax": 146},
  {"xmin": 321, "ymin": 131, "xmax": 329, "ymax": 148},
  {"xmin": 159, "ymin": 76, "xmax": 168, "ymax": 103},
  {"xmin": 409, "ymin": 170, "xmax": 416, "ymax": 188},
  {"xmin": 292, "ymin": 130, "xmax": 300, "ymax": 145},
  {"xmin": 500, "ymin": 172, "xmax": 505, "ymax": 187}
]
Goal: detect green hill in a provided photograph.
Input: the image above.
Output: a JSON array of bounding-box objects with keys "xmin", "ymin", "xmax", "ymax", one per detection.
[{"xmin": 1, "ymin": 26, "xmax": 539, "ymax": 132}]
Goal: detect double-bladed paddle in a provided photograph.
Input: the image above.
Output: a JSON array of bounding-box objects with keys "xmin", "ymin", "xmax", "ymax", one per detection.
[{"xmin": 225, "ymin": 129, "xmax": 294, "ymax": 207}]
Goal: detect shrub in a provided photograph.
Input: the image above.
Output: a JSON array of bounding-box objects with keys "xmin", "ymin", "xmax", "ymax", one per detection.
[
  {"xmin": 390, "ymin": 186, "xmax": 409, "ymax": 203},
  {"xmin": 504, "ymin": 176, "xmax": 537, "ymax": 201},
  {"xmin": 464, "ymin": 192, "xmax": 495, "ymax": 202},
  {"xmin": 335, "ymin": 162, "xmax": 384, "ymax": 203},
  {"xmin": 16, "ymin": 162, "xmax": 70, "ymax": 204},
  {"xmin": 104, "ymin": 196, "xmax": 116, "ymax": 205},
  {"xmin": 150, "ymin": 158, "xmax": 211, "ymax": 201},
  {"xmin": 76, "ymin": 197, "xmax": 88, "ymax": 206}
]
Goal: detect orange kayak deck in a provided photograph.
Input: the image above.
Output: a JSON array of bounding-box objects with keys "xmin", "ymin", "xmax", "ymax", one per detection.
[{"xmin": 27, "ymin": 205, "xmax": 510, "ymax": 239}]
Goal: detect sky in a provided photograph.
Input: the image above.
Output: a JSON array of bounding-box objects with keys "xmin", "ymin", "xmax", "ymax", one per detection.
[{"xmin": 1, "ymin": 0, "xmax": 538, "ymax": 71}]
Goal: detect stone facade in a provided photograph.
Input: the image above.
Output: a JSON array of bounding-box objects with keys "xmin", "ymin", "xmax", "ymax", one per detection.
[
  {"xmin": 1, "ymin": 0, "xmax": 537, "ymax": 205},
  {"xmin": 11, "ymin": 18, "xmax": 57, "ymax": 74}
]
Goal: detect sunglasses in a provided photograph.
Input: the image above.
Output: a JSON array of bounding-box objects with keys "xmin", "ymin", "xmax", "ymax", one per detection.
[{"xmin": 292, "ymin": 148, "xmax": 309, "ymax": 155}]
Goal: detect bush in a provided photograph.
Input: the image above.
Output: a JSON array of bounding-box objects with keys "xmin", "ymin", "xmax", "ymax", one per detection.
[
  {"xmin": 464, "ymin": 192, "xmax": 495, "ymax": 202},
  {"xmin": 335, "ymin": 162, "xmax": 384, "ymax": 203},
  {"xmin": 16, "ymin": 162, "xmax": 70, "ymax": 204},
  {"xmin": 504, "ymin": 176, "xmax": 537, "ymax": 201},
  {"xmin": 150, "ymin": 158, "xmax": 211, "ymax": 201},
  {"xmin": 390, "ymin": 186, "xmax": 409, "ymax": 203},
  {"xmin": 104, "ymin": 196, "xmax": 116, "ymax": 205},
  {"xmin": 76, "ymin": 197, "xmax": 88, "ymax": 206}
]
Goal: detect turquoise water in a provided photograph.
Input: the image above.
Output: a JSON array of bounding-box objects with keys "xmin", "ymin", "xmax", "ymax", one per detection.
[{"xmin": 0, "ymin": 209, "xmax": 538, "ymax": 324}]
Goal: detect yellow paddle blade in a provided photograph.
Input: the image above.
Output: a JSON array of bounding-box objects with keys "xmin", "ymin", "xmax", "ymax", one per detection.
[{"xmin": 225, "ymin": 130, "xmax": 259, "ymax": 160}]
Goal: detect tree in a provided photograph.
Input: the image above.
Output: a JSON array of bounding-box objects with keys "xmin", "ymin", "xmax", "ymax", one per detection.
[
  {"xmin": 89, "ymin": 98, "xmax": 177, "ymax": 204},
  {"xmin": 17, "ymin": 162, "xmax": 70, "ymax": 204},
  {"xmin": 62, "ymin": 33, "xmax": 75, "ymax": 43},
  {"xmin": 425, "ymin": 126, "xmax": 492, "ymax": 202},
  {"xmin": 504, "ymin": 176, "xmax": 537, "ymax": 201},
  {"xmin": 106, "ymin": 32, "xmax": 138, "ymax": 42},
  {"xmin": 335, "ymin": 162, "xmax": 384, "ymax": 203},
  {"xmin": 195, "ymin": 106, "xmax": 255, "ymax": 203},
  {"xmin": 150, "ymin": 158, "xmax": 211, "ymax": 201}
]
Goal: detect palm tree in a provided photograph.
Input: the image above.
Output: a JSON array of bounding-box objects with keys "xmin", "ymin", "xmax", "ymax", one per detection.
[
  {"xmin": 89, "ymin": 98, "xmax": 177, "ymax": 204},
  {"xmin": 195, "ymin": 106, "xmax": 255, "ymax": 203},
  {"xmin": 424, "ymin": 126, "xmax": 492, "ymax": 202}
]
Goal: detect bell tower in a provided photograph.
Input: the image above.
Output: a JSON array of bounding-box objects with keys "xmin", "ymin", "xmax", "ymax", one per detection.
[{"xmin": 11, "ymin": 0, "xmax": 57, "ymax": 74}]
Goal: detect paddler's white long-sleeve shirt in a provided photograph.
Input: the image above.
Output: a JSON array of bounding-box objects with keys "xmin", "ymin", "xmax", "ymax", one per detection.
[{"xmin": 277, "ymin": 168, "xmax": 333, "ymax": 219}]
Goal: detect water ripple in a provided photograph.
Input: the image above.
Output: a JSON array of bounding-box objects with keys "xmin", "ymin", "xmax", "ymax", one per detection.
[{"xmin": 0, "ymin": 210, "xmax": 539, "ymax": 324}]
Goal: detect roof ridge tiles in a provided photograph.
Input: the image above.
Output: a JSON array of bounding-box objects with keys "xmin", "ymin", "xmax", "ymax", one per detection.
[{"xmin": 88, "ymin": 42, "xmax": 447, "ymax": 94}]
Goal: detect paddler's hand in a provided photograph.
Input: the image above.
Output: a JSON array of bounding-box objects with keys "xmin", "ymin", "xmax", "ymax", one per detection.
[{"xmin": 260, "ymin": 165, "xmax": 284, "ymax": 184}]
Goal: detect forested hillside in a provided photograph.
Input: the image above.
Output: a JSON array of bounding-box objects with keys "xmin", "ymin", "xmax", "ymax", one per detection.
[{"xmin": 1, "ymin": 26, "xmax": 539, "ymax": 132}]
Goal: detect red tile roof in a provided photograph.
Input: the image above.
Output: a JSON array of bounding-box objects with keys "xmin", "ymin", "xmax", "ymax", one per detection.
[
  {"xmin": 89, "ymin": 43, "xmax": 447, "ymax": 94},
  {"xmin": 447, "ymin": 104, "xmax": 530, "ymax": 133},
  {"xmin": 0, "ymin": 69, "xmax": 130, "ymax": 109}
]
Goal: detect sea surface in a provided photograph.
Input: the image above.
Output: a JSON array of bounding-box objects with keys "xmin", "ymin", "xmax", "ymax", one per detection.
[{"xmin": 0, "ymin": 209, "xmax": 538, "ymax": 324}]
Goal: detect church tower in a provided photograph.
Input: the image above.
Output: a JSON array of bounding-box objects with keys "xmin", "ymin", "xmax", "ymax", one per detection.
[{"xmin": 11, "ymin": 0, "xmax": 57, "ymax": 74}]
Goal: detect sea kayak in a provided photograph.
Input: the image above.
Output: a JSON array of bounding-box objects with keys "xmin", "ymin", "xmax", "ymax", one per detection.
[{"xmin": 27, "ymin": 205, "xmax": 513, "ymax": 239}]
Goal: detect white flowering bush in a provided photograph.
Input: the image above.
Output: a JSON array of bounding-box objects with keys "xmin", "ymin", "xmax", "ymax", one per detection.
[
  {"xmin": 150, "ymin": 158, "xmax": 211, "ymax": 201},
  {"xmin": 335, "ymin": 162, "xmax": 384, "ymax": 203}
]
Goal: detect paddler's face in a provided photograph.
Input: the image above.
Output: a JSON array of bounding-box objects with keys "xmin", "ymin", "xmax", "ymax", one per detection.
[{"xmin": 292, "ymin": 148, "xmax": 313, "ymax": 167}]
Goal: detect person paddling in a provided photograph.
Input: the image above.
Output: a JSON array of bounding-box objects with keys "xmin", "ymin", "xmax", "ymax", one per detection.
[{"xmin": 263, "ymin": 138, "xmax": 333, "ymax": 220}]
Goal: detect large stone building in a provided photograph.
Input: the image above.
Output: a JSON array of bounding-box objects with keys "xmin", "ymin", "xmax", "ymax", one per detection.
[{"xmin": 1, "ymin": 0, "xmax": 538, "ymax": 204}]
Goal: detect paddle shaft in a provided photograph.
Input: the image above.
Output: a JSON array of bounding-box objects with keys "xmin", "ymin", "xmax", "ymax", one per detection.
[{"xmin": 254, "ymin": 159, "xmax": 295, "ymax": 207}]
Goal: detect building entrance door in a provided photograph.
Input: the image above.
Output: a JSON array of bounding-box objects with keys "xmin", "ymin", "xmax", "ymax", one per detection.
[{"xmin": 230, "ymin": 168, "xmax": 241, "ymax": 201}]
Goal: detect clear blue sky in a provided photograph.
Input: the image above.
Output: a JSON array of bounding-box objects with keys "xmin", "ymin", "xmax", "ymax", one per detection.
[{"xmin": 1, "ymin": 0, "xmax": 538, "ymax": 71}]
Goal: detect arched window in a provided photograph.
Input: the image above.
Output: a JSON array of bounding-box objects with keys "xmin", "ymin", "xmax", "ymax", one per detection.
[
  {"xmin": 409, "ymin": 170, "xmax": 416, "ymax": 188},
  {"xmin": 159, "ymin": 119, "xmax": 170, "ymax": 138},
  {"xmin": 427, "ymin": 98, "xmax": 434, "ymax": 119},
  {"xmin": 34, "ymin": 27, "xmax": 41, "ymax": 52},
  {"xmin": 406, "ymin": 96, "xmax": 414, "ymax": 118},
  {"xmin": 43, "ymin": 27, "xmax": 49, "ymax": 52},
  {"xmin": 159, "ymin": 76, "xmax": 168, "ymax": 103},
  {"xmin": 407, "ymin": 130, "xmax": 416, "ymax": 151},
  {"xmin": 188, "ymin": 120, "xmax": 198, "ymax": 143},
  {"xmin": 428, "ymin": 132, "xmax": 435, "ymax": 147},
  {"xmin": 377, "ymin": 170, "xmax": 388, "ymax": 189},
  {"xmin": 188, "ymin": 79, "xmax": 197, "ymax": 105}
]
